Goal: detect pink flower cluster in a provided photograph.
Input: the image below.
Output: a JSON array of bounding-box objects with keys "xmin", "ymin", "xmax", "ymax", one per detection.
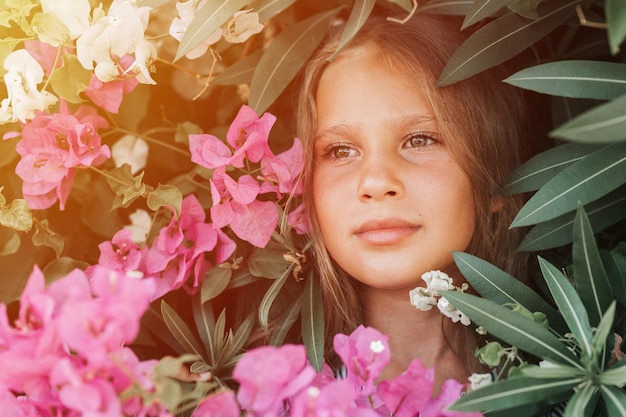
[
  {"xmin": 99, "ymin": 194, "xmax": 235, "ymax": 298},
  {"xmin": 0, "ymin": 265, "xmax": 168, "ymax": 416},
  {"xmin": 15, "ymin": 100, "xmax": 110, "ymax": 210},
  {"xmin": 194, "ymin": 325, "xmax": 483, "ymax": 417},
  {"xmin": 190, "ymin": 105, "xmax": 307, "ymax": 248}
]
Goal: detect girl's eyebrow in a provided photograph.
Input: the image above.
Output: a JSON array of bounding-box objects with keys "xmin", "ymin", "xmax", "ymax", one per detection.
[
  {"xmin": 397, "ymin": 114, "xmax": 438, "ymax": 129},
  {"xmin": 314, "ymin": 114, "xmax": 438, "ymax": 141},
  {"xmin": 313, "ymin": 124, "xmax": 353, "ymax": 142}
]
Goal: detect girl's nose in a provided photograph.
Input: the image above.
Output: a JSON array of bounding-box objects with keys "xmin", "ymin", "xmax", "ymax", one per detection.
[{"xmin": 357, "ymin": 155, "xmax": 405, "ymax": 201}]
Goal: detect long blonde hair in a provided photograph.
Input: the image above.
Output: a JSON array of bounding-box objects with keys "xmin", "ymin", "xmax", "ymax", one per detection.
[{"xmin": 297, "ymin": 10, "xmax": 530, "ymax": 371}]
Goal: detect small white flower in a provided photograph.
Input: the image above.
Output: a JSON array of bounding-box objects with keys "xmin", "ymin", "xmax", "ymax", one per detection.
[
  {"xmin": 437, "ymin": 297, "xmax": 471, "ymax": 326},
  {"xmin": 409, "ymin": 286, "xmax": 436, "ymax": 311},
  {"xmin": 223, "ymin": 10, "xmax": 263, "ymax": 44},
  {"xmin": 123, "ymin": 209, "xmax": 151, "ymax": 244},
  {"xmin": 111, "ymin": 134, "xmax": 148, "ymax": 174},
  {"xmin": 169, "ymin": 0, "xmax": 222, "ymax": 60},
  {"xmin": 370, "ymin": 340, "xmax": 385, "ymax": 353},
  {"xmin": 422, "ymin": 270, "xmax": 454, "ymax": 295},
  {"xmin": 468, "ymin": 373, "xmax": 493, "ymax": 391}
]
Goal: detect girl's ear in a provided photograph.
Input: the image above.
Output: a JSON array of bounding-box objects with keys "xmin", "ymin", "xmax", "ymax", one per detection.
[{"xmin": 490, "ymin": 196, "xmax": 505, "ymax": 213}]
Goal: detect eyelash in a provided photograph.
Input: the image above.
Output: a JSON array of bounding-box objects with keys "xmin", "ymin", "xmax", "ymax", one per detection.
[{"xmin": 321, "ymin": 131, "xmax": 440, "ymax": 160}]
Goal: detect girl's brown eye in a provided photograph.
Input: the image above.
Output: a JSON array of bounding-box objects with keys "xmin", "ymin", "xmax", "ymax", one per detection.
[
  {"xmin": 403, "ymin": 132, "xmax": 439, "ymax": 149},
  {"xmin": 333, "ymin": 147, "xmax": 351, "ymax": 158}
]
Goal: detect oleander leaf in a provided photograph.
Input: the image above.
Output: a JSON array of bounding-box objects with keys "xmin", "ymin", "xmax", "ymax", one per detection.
[
  {"xmin": 212, "ymin": 50, "xmax": 262, "ymax": 85},
  {"xmin": 302, "ymin": 269, "xmax": 324, "ymax": 371},
  {"xmin": 249, "ymin": 8, "xmax": 339, "ymax": 114},
  {"xmin": 572, "ymin": 206, "xmax": 613, "ymax": 327},
  {"xmin": 419, "ymin": 0, "xmax": 472, "ymax": 15},
  {"xmin": 249, "ymin": 0, "xmax": 298, "ymax": 23},
  {"xmin": 258, "ymin": 264, "xmax": 292, "ymax": 333},
  {"xmin": 161, "ymin": 300, "xmax": 206, "ymax": 360},
  {"xmin": 600, "ymin": 385, "xmax": 626, "ymax": 417},
  {"xmin": 442, "ymin": 291, "xmax": 583, "ymax": 368},
  {"xmin": 504, "ymin": 60, "xmax": 626, "ymax": 100},
  {"xmin": 462, "ymin": 0, "xmax": 510, "ymax": 29},
  {"xmin": 511, "ymin": 142, "xmax": 626, "ymax": 227},
  {"xmin": 502, "ymin": 142, "xmax": 602, "ymax": 195},
  {"xmin": 438, "ymin": 0, "xmax": 580, "ymax": 86},
  {"xmin": 192, "ymin": 294, "xmax": 216, "ymax": 363},
  {"xmin": 562, "ymin": 383, "xmax": 600, "ymax": 417},
  {"xmin": 175, "ymin": 0, "xmax": 249, "ymax": 61},
  {"xmin": 329, "ymin": 0, "xmax": 376, "ymax": 60},
  {"xmin": 452, "ymin": 251, "xmax": 566, "ymax": 332},
  {"xmin": 387, "ymin": 0, "xmax": 414, "ymax": 12},
  {"xmin": 601, "ymin": 357, "xmax": 626, "ymax": 387},
  {"xmin": 607, "ymin": 0, "xmax": 626, "ymax": 55},
  {"xmin": 551, "ymin": 94, "xmax": 626, "ymax": 143}
]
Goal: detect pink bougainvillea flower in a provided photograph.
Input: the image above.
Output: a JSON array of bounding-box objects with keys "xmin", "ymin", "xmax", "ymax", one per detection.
[
  {"xmin": 233, "ymin": 344, "xmax": 316, "ymax": 417},
  {"xmin": 287, "ymin": 202, "xmax": 309, "ymax": 235},
  {"xmin": 421, "ymin": 379, "xmax": 482, "ymax": 417},
  {"xmin": 260, "ymin": 137, "xmax": 304, "ymax": 197},
  {"xmin": 15, "ymin": 100, "xmax": 110, "ymax": 210},
  {"xmin": 98, "ymin": 229, "xmax": 143, "ymax": 272},
  {"xmin": 192, "ymin": 390, "xmax": 240, "ymax": 417},
  {"xmin": 85, "ymin": 55, "xmax": 140, "ymax": 113},
  {"xmin": 24, "ymin": 40, "xmax": 67, "ymax": 77},
  {"xmin": 225, "ymin": 105, "xmax": 274, "ymax": 168},
  {"xmin": 377, "ymin": 359, "xmax": 434, "ymax": 417},
  {"xmin": 334, "ymin": 325, "xmax": 391, "ymax": 395},
  {"xmin": 290, "ymin": 379, "xmax": 380, "ymax": 417},
  {"xmin": 189, "ymin": 132, "xmax": 232, "ymax": 169}
]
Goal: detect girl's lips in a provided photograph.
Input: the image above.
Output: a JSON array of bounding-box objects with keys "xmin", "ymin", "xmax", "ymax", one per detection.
[{"xmin": 354, "ymin": 218, "xmax": 419, "ymax": 245}]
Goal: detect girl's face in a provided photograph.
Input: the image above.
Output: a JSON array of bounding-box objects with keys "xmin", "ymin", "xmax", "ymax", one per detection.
[{"xmin": 312, "ymin": 49, "xmax": 476, "ymax": 291}]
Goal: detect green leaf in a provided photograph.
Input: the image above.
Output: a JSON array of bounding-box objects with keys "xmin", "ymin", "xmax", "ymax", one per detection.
[
  {"xmin": 504, "ymin": 60, "xmax": 626, "ymax": 100},
  {"xmin": 212, "ymin": 50, "xmax": 262, "ymax": 86},
  {"xmin": 600, "ymin": 385, "xmax": 626, "ymax": 417},
  {"xmin": 601, "ymin": 357, "xmax": 626, "ymax": 387},
  {"xmin": 32, "ymin": 219, "xmax": 64, "ymax": 258},
  {"xmin": 572, "ymin": 206, "xmax": 614, "ymax": 327},
  {"xmin": 248, "ymin": 241, "xmax": 291, "ymax": 279},
  {"xmin": 452, "ymin": 251, "xmax": 566, "ymax": 332},
  {"xmin": 605, "ymin": 246, "xmax": 626, "ymax": 306},
  {"xmin": 521, "ymin": 363, "xmax": 587, "ymax": 379},
  {"xmin": 419, "ymin": 0, "xmax": 473, "ymax": 15},
  {"xmin": 518, "ymin": 186, "xmax": 626, "ymax": 251},
  {"xmin": 191, "ymin": 293, "xmax": 216, "ymax": 363},
  {"xmin": 551, "ymin": 94, "xmax": 626, "ymax": 143},
  {"xmin": 249, "ymin": 8, "xmax": 339, "ymax": 114},
  {"xmin": 442, "ymin": 291, "xmax": 583, "ymax": 368},
  {"xmin": 269, "ymin": 291, "xmax": 303, "ymax": 346},
  {"xmin": 258, "ymin": 264, "xmax": 292, "ymax": 333},
  {"xmin": 147, "ymin": 184, "xmax": 182, "ymax": 216},
  {"xmin": 590, "ymin": 301, "xmax": 616, "ymax": 367},
  {"xmin": 387, "ymin": 0, "xmax": 415, "ymax": 12},
  {"xmin": 249, "ymin": 0, "xmax": 298, "ymax": 23},
  {"xmin": 438, "ymin": 0, "xmax": 581, "ymax": 86},
  {"xmin": 0, "ymin": 198, "xmax": 32, "ymax": 232},
  {"xmin": 48, "ymin": 54, "xmax": 91, "ymax": 104},
  {"xmin": 607, "ymin": 0, "xmax": 626, "ymax": 55},
  {"xmin": 502, "ymin": 142, "xmax": 602, "ymax": 195},
  {"xmin": 302, "ymin": 269, "xmax": 324, "ymax": 371},
  {"xmin": 105, "ymin": 164, "xmax": 146, "ymax": 209},
  {"xmin": 201, "ymin": 266, "xmax": 231, "ymax": 302},
  {"xmin": 42, "ymin": 257, "xmax": 89, "ymax": 282},
  {"xmin": 0, "ymin": 228, "xmax": 20, "ymax": 256},
  {"xmin": 449, "ymin": 376, "xmax": 583, "ymax": 412},
  {"xmin": 329, "ymin": 0, "xmax": 376, "ymax": 60},
  {"xmin": 563, "ymin": 382, "xmax": 599, "ymax": 417},
  {"xmin": 161, "ymin": 300, "xmax": 206, "ymax": 360},
  {"xmin": 462, "ymin": 0, "xmax": 510, "ymax": 30},
  {"xmin": 174, "ymin": 0, "xmax": 250, "ymax": 62},
  {"xmin": 508, "ymin": 0, "xmax": 541, "ymax": 19},
  {"xmin": 511, "ymin": 142, "xmax": 626, "ymax": 227},
  {"xmin": 538, "ymin": 256, "xmax": 593, "ymax": 358}
]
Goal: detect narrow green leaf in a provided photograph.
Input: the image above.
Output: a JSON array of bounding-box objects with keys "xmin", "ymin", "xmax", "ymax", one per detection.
[
  {"xmin": 504, "ymin": 60, "xmax": 626, "ymax": 100},
  {"xmin": 141, "ymin": 306, "xmax": 185, "ymax": 353},
  {"xmin": 269, "ymin": 291, "xmax": 303, "ymax": 346},
  {"xmin": 538, "ymin": 256, "xmax": 593, "ymax": 357},
  {"xmin": 174, "ymin": 0, "xmax": 250, "ymax": 62},
  {"xmin": 191, "ymin": 294, "xmax": 216, "ymax": 363},
  {"xmin": 521, "ymin": 364, "xmax": 587, "ymax": 379},
  {"xmin": 590, "ymin": 301, "xmax": 616, "ymax": 367},
  {"xmin": 212, "ymin": 50, "xmax": 262, "ymax": 86},
  {"xmin": 147, "ymin": 184, "xmax": 182, "ymax": 216},
  {"xmin": 442, "ymin": 291, "xmax": 583, "ymax": 368},
  {"xmin": 329, "ymin": 0, "xmax": 376, "ymax": 60},
  {"xmin": 511, "ymin": 142, "xmax": 626, "ymax": 227},
  {"xmin": 249, "ymin": 8, "xmax": 339, "ymax": 114},
  {"xmin": 452, "ymin": 251, "xmax": 566, "ymax": 332},
  {"xmin": 302, "ymin": 270, "xmax": 324, "ymax": 371},
  {"xmin": 161, "ymin": 300, "xmax": 206, "ymax": 360},
  {"xmin": 258, "ymin": 264, "xmax": 293, "ymax": 333},
  {"xmin": 419, "ymin": 0, "xmax": 473, "ymax": 15},
  {"xmin": 249, "ymin": 0, "xmax": 298, "ymax": 23},
  {"xmin": 508, "ymin": 0, "xmax": 541, "ymax": 19},
  {"xmin": 438, "ymin": 0, "xmax": 581, "ymax": 86},
  {"xmin": 518, "ymin": 186, "xmax": 626, "ymax": 251},
  {"xmin": 551, "ymin": 94, "xmax": 626, "ymax": 143},
  {"xmin": 201, "ymin": 266, "xmax": 232, "ymax": 302},
  {"xmin": 572, "ymin": 206, "xmax": 613, "ymax": 327},
  {"xmin": 502, "ymin": 143, "xmax": 601, "ymax": 195},
  {"xmin": 605, "ymin": 246, "xmax": 626, "ymax": 305},
  {"xmin": 600, "ymin": 385, "xmax": 626, "ymax": 417},
  {"xmin": 462, "ymin": 0, "xmax": 510, "ymax": 30},
  {"xmin": 607, "ymin": 0, "xmax": 626, "ymax": 55},
  {"xmin": 601, "ymin": 357, "xmax": 626, "ymax": 387},
  {"xmin": 387, "ymin": 0, "xmax": 414, "ymax": 12},
  {"xmin": 230, "ymin": 313, "xmax": 255, "ymax": 355},
  {"xmin": 449, "ymin": 376, "xmax": 582, "ymax": 412},
  {"xmin": 563, "ymin": 382, "xmax": 599, "ymax": 417}
]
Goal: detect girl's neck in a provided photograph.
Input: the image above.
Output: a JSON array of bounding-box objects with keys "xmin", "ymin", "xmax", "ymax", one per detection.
[{"xmin": 361, "ymin": 286, "xmax": 470, "ymax": 393}]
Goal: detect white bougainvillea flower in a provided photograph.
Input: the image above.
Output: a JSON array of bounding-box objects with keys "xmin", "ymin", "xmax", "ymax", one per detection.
[
  {"xmin": 437, "ymin": 297, "xmax": 471, "ymax": 326},
  {"xmin": 41, "ymin": 0, "xmax": 91, "ymax": 40},
  {"xmin": 422, "ymin": 270, "xmax": 454, "ymax": 295},
  {"xmin": 409, "ymin": 287, "xmax": 436, "ymax": 311},
  {"xmin": 1, "ymin": 49, "xmax": 57, "ymax": 123},
  {"xmin": 223, "ymin": 10, "xmax": 263, "ymax": 44},
  {"xmin": 169, "ymin": 0, "xmax": 222, "ymax": 60},
  {"xmin": 76, "ymin": 0, "xmax": 156, "ymax": 84},
  {"xmin": 468, "ymin": 373, "xmax": 493, "ymax": 391},
  {"xmin": 123, "ymin": 209, "xmax": 152, "ymax": 244},
  {"xmin": 111, "ymin": 134, "xmax": 148, "ymax": 174}
]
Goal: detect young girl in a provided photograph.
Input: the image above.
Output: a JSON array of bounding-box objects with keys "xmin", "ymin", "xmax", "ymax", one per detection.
[{"xmin": 296, "ymin": 9, "xmax": 531, "ymax": 390}]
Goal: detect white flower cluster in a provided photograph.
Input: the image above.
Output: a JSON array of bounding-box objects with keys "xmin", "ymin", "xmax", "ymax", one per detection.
[{"xmin": 409, "ymin": 270, "xmax": 471, "ymax": 326}]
